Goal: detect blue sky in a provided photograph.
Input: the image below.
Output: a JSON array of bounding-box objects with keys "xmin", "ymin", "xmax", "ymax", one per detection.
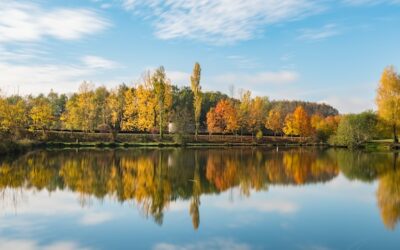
[{"xmin": 0, "ymin": 0, "xmax": 399, "ymax": 113}]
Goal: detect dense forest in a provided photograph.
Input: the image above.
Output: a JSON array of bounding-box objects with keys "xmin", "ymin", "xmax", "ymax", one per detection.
[{"xmin": 0, "ymin": 63, "xmax": 399, "ymax": 147}]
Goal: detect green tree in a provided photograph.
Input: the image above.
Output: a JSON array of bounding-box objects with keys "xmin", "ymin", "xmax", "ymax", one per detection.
[
  {"xmin": 330, "ymin": 111, "xmax": 378, "ymax": 148},
  {"xmin": 152, "ymin": 67, "xmax": 172, "ymax": 139}
]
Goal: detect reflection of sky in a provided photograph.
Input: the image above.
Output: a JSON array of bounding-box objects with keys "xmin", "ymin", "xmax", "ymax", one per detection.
[{"xmin": 0, "ymin": 175, "xmax": 399, "ymax": 250}]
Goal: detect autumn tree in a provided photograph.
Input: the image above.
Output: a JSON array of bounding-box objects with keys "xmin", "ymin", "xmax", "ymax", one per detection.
[
  {"xmin": 238, "ymin": 90, "xmax": 251, "ymax": 137},
  {"xmin": 29, "ymin": 98, "xmax": 54, "ymax": 137},
  {"xmin": 0, "ymin": 97, "xmax": 28, "ymax": 139},
  {"xmin": 152, "ymin": 66, "xmax": 172, "ymax": 139},
  {"xmin": 294, "ymin": 106, "xmax": 312, "ymax": 138},
  {"xmin": 105, "ymin": 85, "xmax": 127, "ymax": 141},
  {"xmin": 206, "ymin": 99, "xmax": 238, "ymax": 134},
  {"xmin": 376, "ymin": 66, "xmax": 400, "ymax": 143},
  {"xmin": 191, "ymin": 62, "xmax": 202, "ymax": 139},
  {"xmin": 283, "ymin": 113, "xmax": 296, "ymax": 136},
  {"xmin": 248, "ymin": 97, "xmax": 268, "ymax": 137},
  {"xmin": 265, "ymin": 108, "xmax": 283, "ymax": 136},
  {"xmin": 122, "ymin": 87, "xmax": 137, "ymax": 131}
]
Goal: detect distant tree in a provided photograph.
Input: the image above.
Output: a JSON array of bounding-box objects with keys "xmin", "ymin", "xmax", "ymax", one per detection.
[
  {"xmin": 105, "ymin": 85, "xmax": 127, "ymax": 141},
  {"xmin": 152, "ymin": 66, "xmax": 172, "ymax": 139},
  {"xmin": 238, "ymin": 90, "xmax": 251, "ymax": 136},
  {"xmin": 376, "ymin": 66, "xmax": 400, "ymax": 143},
  {"xmin": 293, "ymin": 106, "xmax": 312, "ymax": 139},
  {"xmin": 330, "ymin": 111, "xmax": 378, "ymax": 148},
  {"xmin": 265, "ymin": 108, "xmax": 283, "ymax": 136},
  {"xmin": 191, "ymin": 62, "xmax": 202, "ymax": 139},
  {"xmin": 0, "ymin": 97, "xmax": 27, "ymax": 139},
  {"xmin": 206, "ymin": 99, "xmax": 238, "ymax": 134},
  {"xmin": 29, "ymin": 98, "xmax": 54, "ymax": 137},
  {"xmin": 206, "ymin": 107, "xmax": 220, "ymax": 135},
  {"xmin": 283, "ymin": 113, "xmax": 296, "ymax": 136},
  {"xmin": 248, "ymin": 96, "xmax": 268, "ymax": 137}
]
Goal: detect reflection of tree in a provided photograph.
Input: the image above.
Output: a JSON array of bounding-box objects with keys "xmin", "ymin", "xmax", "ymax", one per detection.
[
  {"xmin": 0, "ymin": 148, "xmax": 341, "ymax": 229},
  {"xmin": 376, "ymin": 153, "xmax": 400, "ymax": 230},
  {"xmin": 190, "ymin": 151, "xmax": 201, "ymax": 230},
  {"xmin": 336, "ymin": 151, "xmax": 400, "ymax": 230}
]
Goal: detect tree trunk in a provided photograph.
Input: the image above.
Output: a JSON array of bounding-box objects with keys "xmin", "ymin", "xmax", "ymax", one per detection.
[{"xmin": 394, "ymin": 124, "xmax": 398, "ymax": 143}]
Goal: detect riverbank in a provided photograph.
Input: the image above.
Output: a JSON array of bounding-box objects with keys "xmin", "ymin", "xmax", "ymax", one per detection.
[{"xmin": 0, "ymin": 140, "xmax": 37, "ymax": 156}]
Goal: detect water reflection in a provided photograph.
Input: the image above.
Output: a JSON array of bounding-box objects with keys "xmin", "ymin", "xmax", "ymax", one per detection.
[{"xmin": 0, "ymin": 148, "xmax": 399, "ymax": 230}]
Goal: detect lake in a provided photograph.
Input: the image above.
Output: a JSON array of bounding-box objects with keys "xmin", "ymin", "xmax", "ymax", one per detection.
[{"xmin": 0, "ymin": 148, "xmax": 399, "ymax": 250}]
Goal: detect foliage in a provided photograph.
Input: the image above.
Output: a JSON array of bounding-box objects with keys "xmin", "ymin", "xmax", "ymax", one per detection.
[
  {"xmin": 206, "ymin": 99, "xmax": 238, "ymax": 134},
  {"xmin": 265, "ymin": 108, "xmax": 283, "ymax": 136},
  {"xmin": 329, "ymin": 111, "xmax": 378, "ymax": 148},
  {"xmin": 376, "ymin": 66, "xmax": 400, "ymax": 143}
]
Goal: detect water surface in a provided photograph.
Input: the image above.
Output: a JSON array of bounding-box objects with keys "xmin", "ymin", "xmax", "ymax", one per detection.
[{"xmin": 0, "ymin": 148, "xmax": 399, "ymax": 249}]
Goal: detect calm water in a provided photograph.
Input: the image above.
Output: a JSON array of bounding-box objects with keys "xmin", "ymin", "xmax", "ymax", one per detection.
[{"xmin": 0, "ymin": 148, "xmax": 399, "ymax": 250}]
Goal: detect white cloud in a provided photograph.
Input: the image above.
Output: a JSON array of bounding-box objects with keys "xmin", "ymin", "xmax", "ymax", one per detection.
[
  {"xmin": 0, "ymin": 2, "xmax": 109, "ymax": 43},
  {"xmin": 213, "ymin": 70, "xmax": 298, "ymax": 86},
  {"xmin": 153, "ymin": 238, "xmax": 251, "ymax": 250},
  {"xmin": 122, "ymin": 0, "xmax": 324, "ymax": 44},
  {"xmin": 167, "ymin": 71, "xmax": 190, "ymax": 86},
  {"xmin": 298, "ymin": 24, "xmax": 341, "ymax": 41},
  {"xmin": 319, "ymin": 95, "xmax": 375, "ymax": 114},
  {"xmin": 81, "ymin": 56, "xmax": 120, "ymax": 69}
]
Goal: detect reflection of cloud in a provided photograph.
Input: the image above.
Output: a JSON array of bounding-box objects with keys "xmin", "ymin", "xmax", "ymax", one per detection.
[
  {"xmin": 80, "ymin": 212, "xmax": 114, "ymax": 226},
  {"xmin": 153, "ymin": 238, "xmax": 251, "ymax": 250},
  {"xmin": 168, "ymin": 200, "xmax": 190, "ymax": 212},
  {"xmin": 216, "ymin": 199, "xmax": 298, "ymax": 214},
  {"xmin": 297, "ymin": 244, "xmax": 331, "ymax": 250},
  {"xmin": 0, "ymin": 238, "xmax": 91, "ymax": 250}
]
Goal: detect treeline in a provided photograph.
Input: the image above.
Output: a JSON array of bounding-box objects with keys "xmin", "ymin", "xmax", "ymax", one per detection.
[
  {"xmin": 0, "ymin": 63, "xmax": 339, "ymax": 143},
  {"xmin": 1, "ymin": 63, "xmax": 398, "ymax": 147}
]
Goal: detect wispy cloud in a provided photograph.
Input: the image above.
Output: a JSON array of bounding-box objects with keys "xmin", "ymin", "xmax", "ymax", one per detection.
[
  {"xmin": 81, "ymin": 56, "xmax": 120, "ymax": 69},
  {"xmin": 213, "ymin": 70, "xmax": 298, "ymax": 86},
  {"xmin": 298, "ymin": 24, "xmax": 341, "ymax": 41},
  {"xmin": 215, "ymin": 199, "xmax": 299, "ymax": 214},
  {"xmin": 121, "ymin": 0, "xmax": 324, "ymax": 44},
  {"xmin": 0, "ymin": 2, "xmax": 109, "ymax": 43},
  {"xmin": 343, "ymin": 0, "xmax": 400, "ymax": 6}
]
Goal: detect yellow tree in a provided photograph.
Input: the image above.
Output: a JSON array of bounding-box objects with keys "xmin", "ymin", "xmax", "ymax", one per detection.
[
  {"xmin": 135, "ymin": 84, "xmax": 157, "ymax": 132},
  {"xmin": 29, "ymin": 98, "xmax": 54, "ymax": 136},
  {"xmin": 283, "ymin": 113, "xmax": 296, "ymax": 136},
  {"xmin": 0, "ymin": 98, "xmax": 27, "ymax": 139},
  {"xmin": 191, "ymin": 62, "xmax": 202, "ymax": 139},
  {"xmin": 238, "ymin": 90, "xmax": 251, "ymax": 136},
  {"xmin": 248, "ymin": 97, "xmax": 268, "ymax": 137},
  {"xmin": 122, "ymin": 88, "xmax": 137, "ymax": 131},
  {"xmin": 105, "ymin": 85, "xmax": 126, "ymax": 141},
  {"xmin": 376, "ymin": 66, "xmax": 400, "ymax": 143},
  {"xmin": 293, "ymin": 106, "xmax": 312, "ymax": 139},
  {"xmin": 265, "ymin": 108, "xmax": 283, "ymax": 136}
]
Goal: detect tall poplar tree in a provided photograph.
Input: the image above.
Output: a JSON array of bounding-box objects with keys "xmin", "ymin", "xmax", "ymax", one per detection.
[{"xmin": 191, "ymin": 62, "xmax": 202, "ymax": 139}]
